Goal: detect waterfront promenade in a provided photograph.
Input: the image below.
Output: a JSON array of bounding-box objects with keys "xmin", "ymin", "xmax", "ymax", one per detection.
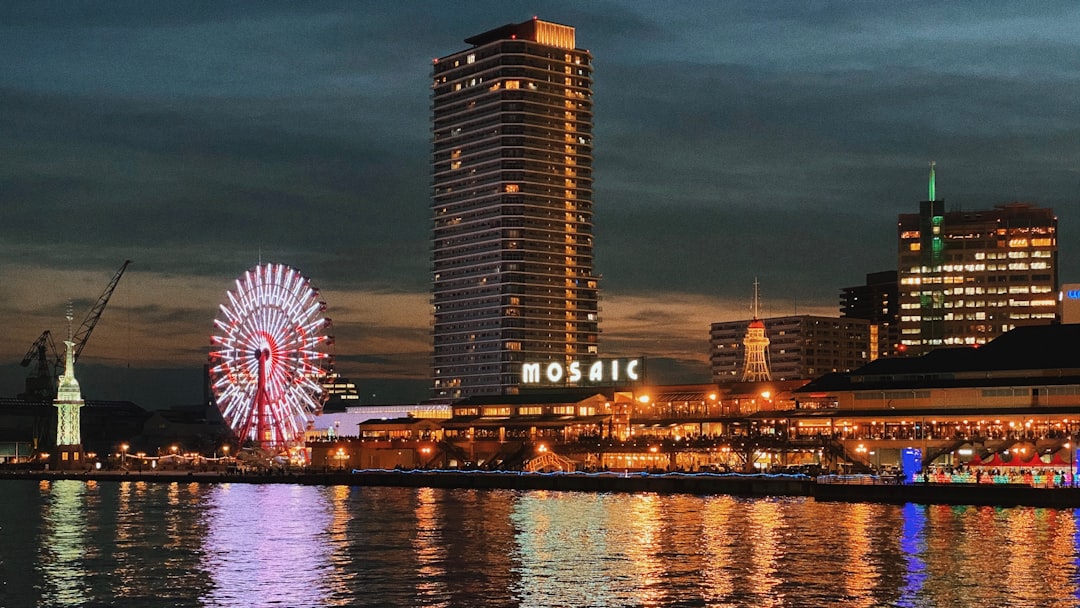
[{"xmin": 6, "ymin": 467, "xmax": 1080, "ymax": 508}]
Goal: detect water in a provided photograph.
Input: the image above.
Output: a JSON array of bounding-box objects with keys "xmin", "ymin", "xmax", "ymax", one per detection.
[{"xmin": 2, "ymin": 479, "xmax": 1079, "ymax": 607}]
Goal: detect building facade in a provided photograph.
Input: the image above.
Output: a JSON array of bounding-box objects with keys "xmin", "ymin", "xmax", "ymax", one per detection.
[
  {"xmin": 1061, "ymin": 284, "xmax": 1080, "ymax": 324},
  {"xmin": 431, "ymin": 18, "xmax": 599, "ymax": 399},
  {"xmin": 898, "ymin": 200, "xmax": 1057, "ymax": 356},
  {"xmin": 312, "ymin": 325, "xmax": 1080, "ymax": 478},
  {"xmin": 710, "ymin": 316, "xmax": 871, "ymax": 383},
  {"xmin": 840, "ymin": 270, "xmax": 899, "ymax": 360}
]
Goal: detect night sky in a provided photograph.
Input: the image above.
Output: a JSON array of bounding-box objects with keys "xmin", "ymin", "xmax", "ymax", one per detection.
[{"xmin": 3, "ymin": 1, "xmax": 1078, "ymax": 408}]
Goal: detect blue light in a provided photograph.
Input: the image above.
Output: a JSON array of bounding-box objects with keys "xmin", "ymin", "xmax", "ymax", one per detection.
[{"xmin": 901, "ymin": 448, "xmax": 922, "ymax": 484}]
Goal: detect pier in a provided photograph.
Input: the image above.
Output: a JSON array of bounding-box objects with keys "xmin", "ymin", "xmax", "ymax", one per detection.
[{"xmin": 6, "ymin": 468, "xmax": 1080, "ymax": 508}]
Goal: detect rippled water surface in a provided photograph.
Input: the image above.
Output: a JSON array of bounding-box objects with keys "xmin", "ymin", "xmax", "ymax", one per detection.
[{"xmin": 2, "ymin": 479, "xmax": 1079, "ymax": 607}]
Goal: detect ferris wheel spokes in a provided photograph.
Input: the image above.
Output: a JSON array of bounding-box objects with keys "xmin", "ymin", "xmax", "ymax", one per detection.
[{"xmin": 208, "ymin": 263, "xmax": 333, "ymax": 451}]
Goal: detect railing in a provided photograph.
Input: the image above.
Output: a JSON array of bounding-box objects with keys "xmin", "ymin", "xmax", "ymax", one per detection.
[
  {"xmin": 818, "ymin": 474, "xmax": 900, "ymax": 485},
  {"xmin": 819, "ymin": 471, "xmax": 1078, "ymax": 488}
]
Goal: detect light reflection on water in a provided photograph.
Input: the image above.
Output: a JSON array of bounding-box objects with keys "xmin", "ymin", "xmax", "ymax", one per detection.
[
  {"xmin": 200, "ymin": 483, "xmax": 339, "ymax": 607},
  {"xmin": 40, "ymin": 479, "xmax": 88, "ymax": 606},
  {"xmin": 4, "ymin": 480, "xmax": 1080, "ymax": 607}
]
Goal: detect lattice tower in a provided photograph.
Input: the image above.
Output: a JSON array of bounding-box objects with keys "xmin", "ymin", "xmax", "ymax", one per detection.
[{"xmin": 741, "ymin": 279, "xmax": 772, "ymax": 382}]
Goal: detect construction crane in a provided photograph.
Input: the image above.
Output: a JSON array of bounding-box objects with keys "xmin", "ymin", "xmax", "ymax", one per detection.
[
  {"xmin": 17, "ymin": 260, "xmax": 132, "ymax": 401},
  {"xmin": 18, "ymin": 330, "xmax": 60, "ymax": 401}
]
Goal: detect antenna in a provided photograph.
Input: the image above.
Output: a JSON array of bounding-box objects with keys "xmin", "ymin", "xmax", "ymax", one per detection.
[
  {"xmin": 752, "ymin": 278, "xmax": 761, "ymax": 319},
  {"xmin": 66, "ymin": 301, "xmax": 74, "ymax": 342},
  {"xmin": 928, "ymin": 160, "xmax": 937, "ymax": 201}
]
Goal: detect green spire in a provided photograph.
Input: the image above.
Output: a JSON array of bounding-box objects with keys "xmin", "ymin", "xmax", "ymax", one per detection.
[{"xmin": 928, "ymin": 160, "xmax": 936, "ymax": 201}]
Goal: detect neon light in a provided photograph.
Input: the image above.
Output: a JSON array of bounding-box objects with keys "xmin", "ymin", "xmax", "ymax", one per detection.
[
  {"xmin": 209, "ymin": 263, "xmax": 333, "ymax": 449},
  {"xmin": 520, "ymin": 358, "xmax": 645, "ymax": 386}
]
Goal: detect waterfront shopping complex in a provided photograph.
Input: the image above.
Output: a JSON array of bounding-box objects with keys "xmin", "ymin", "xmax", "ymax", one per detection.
[{"xmin": 309, "ymin": 324, "xmax": 1080, "ymax": 486}]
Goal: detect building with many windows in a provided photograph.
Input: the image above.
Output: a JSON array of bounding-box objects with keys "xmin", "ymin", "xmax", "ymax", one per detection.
[
  {"xmin": 897, "ymin": 167, "xmax": 1057, "ymax": 355},
  {"xmin": 841, "ymin": 270, "xmax": 899, "ymax": 360},
  {"xmin": 314, "ymin": 324, "xmax": 1080, "ymax": 478},
  {"xmin": 431, "ymin": 18, "xmax": 599, "ymax": 399},
  {"xmin": 710, "ymin": 315, "xmax": 871, "ymax": 383}
]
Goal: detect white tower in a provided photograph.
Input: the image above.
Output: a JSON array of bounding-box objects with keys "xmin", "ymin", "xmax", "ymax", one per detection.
[
  {"xmin": 54, "ymin": 308, "xmax": 85, "ymax": 469},
  {"xmin": 741, "ymin": 279, "xmax": 772, "ymax": 382}
]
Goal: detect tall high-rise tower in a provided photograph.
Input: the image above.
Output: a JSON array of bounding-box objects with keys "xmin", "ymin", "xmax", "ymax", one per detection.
[
  {"xmin": 53, "ymin": 310, "xmax": 85, "ymax": 469},
  {"xmin": 741, "ymin": 280, "xmax": 772, "ymax": 382},
  {"xmin": 898, "ymin": 163, "xmax": 1058, "ymax": 355},
  {"xmin": 431, "ymin": 18, "xmax": 599, "ymax": 399}
]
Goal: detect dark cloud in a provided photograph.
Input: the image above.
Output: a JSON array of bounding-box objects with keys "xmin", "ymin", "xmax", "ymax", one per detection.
[{"xmin": 2, "ymin": 2, "xmax": 1078, "ymax": 407}]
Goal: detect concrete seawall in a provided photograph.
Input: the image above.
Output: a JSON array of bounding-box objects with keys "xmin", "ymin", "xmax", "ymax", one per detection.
[
  {"xmin": 813, "ymin": 481, "xmax": 1080, "ymax": 508},
  {"xmin": 0, "ymin": 469, "xmax": 813, "ymax": 497},
  {"xmin": 4, "ymin": 469, "xmax": 1080, "ymax": 508}
]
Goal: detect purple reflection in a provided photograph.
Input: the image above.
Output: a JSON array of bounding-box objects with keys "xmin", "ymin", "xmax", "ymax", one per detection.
[
  {"xmin": 199, "ymin": 483, "xmax": 339, "ymax": 607},
  {"xmin": 897, "ymin": 502, "xmax": 927, "ymax": 607}
]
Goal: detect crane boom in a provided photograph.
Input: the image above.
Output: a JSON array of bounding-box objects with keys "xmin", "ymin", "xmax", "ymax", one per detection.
[
  {"xmin": 18, "ymin": 330, "xmax": 61, "ymax": 401},
  {"xmin": 16, "ymin": 260, "xmax": 131, "ymax": 401},
  {"xmin": 19, "ymin": 330, "xmax": 58, "ymax": 368},
  {"xmin": 72, "ymin": 259, "xmax": 131, "ymax": 361}
]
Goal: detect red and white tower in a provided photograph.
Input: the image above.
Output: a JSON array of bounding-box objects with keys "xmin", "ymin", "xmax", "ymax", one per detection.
[{"xmin": 741, "ymin": 279, "xmax": 772, "ymax": 382}]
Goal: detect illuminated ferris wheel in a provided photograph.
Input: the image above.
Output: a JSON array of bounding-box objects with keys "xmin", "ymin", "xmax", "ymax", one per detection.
[{"xmin": 208, "ymin": 263, "xmax": 333, "ymax": 449}]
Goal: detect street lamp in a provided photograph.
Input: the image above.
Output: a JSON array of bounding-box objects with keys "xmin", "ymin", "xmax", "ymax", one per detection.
[
  {"xmin": 121, "ymin": 443, "xmax": 129, "ymax": 468},
  {"xmin": 1066, "ymin": 441, "xmax": 1073, "ymax": 487}
]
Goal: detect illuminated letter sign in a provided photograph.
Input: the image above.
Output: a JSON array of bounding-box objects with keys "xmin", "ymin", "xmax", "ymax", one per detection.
[
  {"xmin": 588, "ymin": 361, "xmax": 603, "ymax": 382},
  {"xmin": 1068, "ymin": 289, "xmax": 1080, "ymax": 300},
  {"xmin": 522, "ymin": 363, "xmax": 541, "ymax": 384},
  {"xmin": 520, "ymin": 357, "xmax": 645, "ymax": 387}
]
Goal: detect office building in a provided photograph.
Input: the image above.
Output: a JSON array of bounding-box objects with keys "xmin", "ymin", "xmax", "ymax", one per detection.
[
  {"xmin": 1061, "ymin": 284, "xmax": 1080, "ymax": 324},
  {"xmin": 897, "ymin": 165, "xmax": 1057, "ymax": 355},
  {"xmin": 841, "ymin": 270, "xmax": 899, "ymax": 360},
  {"xmin": 431, "ymin": 18, "xmax": 599, "ymax": 399},
  {"xmin": 710, "ymin": 315, "xmax": 871, "ymax": 383}
]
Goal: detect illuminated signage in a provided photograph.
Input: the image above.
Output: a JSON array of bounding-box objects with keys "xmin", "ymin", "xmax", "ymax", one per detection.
[
  {"xmin": 520, "ymin": 358, "xmax": 644, "ymax": 386},
  {"xmin": 1067, "ymin": 289, "xmax": 1080, "ymax": 300}
]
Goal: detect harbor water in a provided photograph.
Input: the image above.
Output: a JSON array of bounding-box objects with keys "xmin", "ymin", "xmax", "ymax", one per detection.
[{"xmin": 1, "ymin": 478, "xmax": 1078, "ymax": 607}]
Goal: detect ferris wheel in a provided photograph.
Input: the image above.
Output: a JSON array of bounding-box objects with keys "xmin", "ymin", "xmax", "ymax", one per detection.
[{"xmin": 208, "ymin": 263, "xmax": 333, "ymax": 449}]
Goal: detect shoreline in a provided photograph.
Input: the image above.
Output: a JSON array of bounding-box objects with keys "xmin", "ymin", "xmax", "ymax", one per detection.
[{"xmin": 4, "ymin": 469, "xmax": 1080, "ymax": 508}]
